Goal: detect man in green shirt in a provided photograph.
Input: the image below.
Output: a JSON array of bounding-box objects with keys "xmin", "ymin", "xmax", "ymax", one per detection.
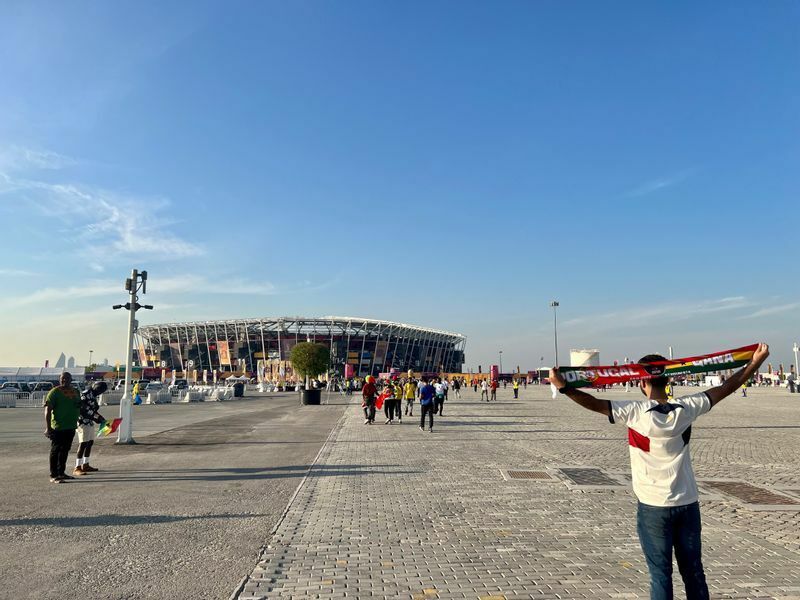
[{"xmin": 44, "ymin": 372, "xmax": 81, "ymax": 483}]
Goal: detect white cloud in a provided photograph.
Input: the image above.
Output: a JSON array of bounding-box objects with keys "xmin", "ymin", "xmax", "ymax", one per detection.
[
  {"xmin": 559, "ymin": 296, "xmax": 757, "ymax": 333},
  {"xmin": 0, "ymin": 274, "xmax": 301, "ymax": 311},
  {"xmin": 737, "ymin": 303, "xmax": 800, "ymax": 320},
  {"xmin": 0, "ymin": 173, "xmax": 205, "ymax": 263},
  {"xmin": 0, "ymin": 268, "xmax": 38, "ymax": 276},
  {"xmin": 0, "ymin": 145, "xmax": 78, "ymax": 172},
  {"xmin": 625, "ymin": 169, "xmax": 694, "ymax": 198}
]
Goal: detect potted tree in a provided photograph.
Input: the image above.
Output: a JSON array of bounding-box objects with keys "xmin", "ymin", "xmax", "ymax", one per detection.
[{"xmin": 290, "ymin": 342, "xmax": 330, "ymax": 405}]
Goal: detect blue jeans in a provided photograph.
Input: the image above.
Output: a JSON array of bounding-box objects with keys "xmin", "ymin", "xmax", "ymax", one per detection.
[{"xmin": 636, "ymin": 501, "xmax": 709, "ymax": 600}]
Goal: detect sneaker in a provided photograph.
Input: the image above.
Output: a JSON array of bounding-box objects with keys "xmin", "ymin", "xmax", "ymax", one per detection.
[
  {"xmin": 72, "ymin": 468, "xmax": 85, "ymax": 477},
  {"xmin": 82, "ymin": 464, "xmax": 99, "ymax": 472},
  {"xmin": 364, "ymin": 419, "xmax": 370, "ymax": 425},
  {"xmin": 49, "ymin": 477, "xmax": 64, "ymax": 484},
  {"xmin": 385, "ymin": 419, "xmax": 391, "ymax": 424},
  {"xmin": 60, "ymin": 474, "xmax": 76, "ymax": 480},
  {"xmin": 429, "ymin": 428, "xmax": 433, "ymax": 433},
  {"xmin": 419, "ymin": 426, "xmax": 424, "ymax": 431}
]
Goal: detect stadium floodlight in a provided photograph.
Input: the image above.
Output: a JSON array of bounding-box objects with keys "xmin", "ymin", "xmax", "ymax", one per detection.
[{"xmin": 112, "ymin": 304, "xmax": 123, "ymax": 310}]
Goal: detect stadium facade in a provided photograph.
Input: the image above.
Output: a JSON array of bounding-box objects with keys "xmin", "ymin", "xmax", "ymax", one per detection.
[{"xmin": 136, "ymin": 316, "xmax": 466, "ymax": 377}]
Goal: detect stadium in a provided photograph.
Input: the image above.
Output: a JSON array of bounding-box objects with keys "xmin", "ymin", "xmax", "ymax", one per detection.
[{"xmin": 136, "ymin": 316, "xmax": 467, "ymax": 378}]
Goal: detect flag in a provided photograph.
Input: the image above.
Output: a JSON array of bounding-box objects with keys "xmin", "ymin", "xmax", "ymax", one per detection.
[
  {"xmin": 375, "ymin": 389, "xmax": 391, "ymax": 410},
  {"xmin": 98, "ymin": 418, "xmax": 122, "ymax": 437},
  {"xmin": 557, "ymin": 344, "xmax": 758, "ymax": 390}
]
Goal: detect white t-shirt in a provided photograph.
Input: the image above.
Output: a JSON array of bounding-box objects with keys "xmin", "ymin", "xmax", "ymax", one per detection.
[
  {"xmin": 481, "ymin": 381, "xmax": 488, "ymax": 390},
  {"xmin": 609, "ymin": 392, "xmax": 711, "ymax": 507},
  {"xmin": 434, "ymin": 382, "xmax": 445, "ymax": 396}
]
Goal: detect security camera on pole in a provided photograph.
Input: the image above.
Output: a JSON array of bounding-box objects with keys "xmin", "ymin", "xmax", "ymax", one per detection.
[{"xmin": 112, "ymin": 269, "xmax": 154, "ymax": 444}]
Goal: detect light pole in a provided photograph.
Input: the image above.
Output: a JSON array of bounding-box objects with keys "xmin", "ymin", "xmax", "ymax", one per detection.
[
  {"xmin": 793, "ymin": 343, "xmax": 799, "ymax": 387},
  {"xmin": 499, "ymin": 350, "xmax": 503, "ymax": 374},
  {"xmin": 89, "ymin": 349, "xmax": 93, "ymax": 368},
  {"xmin": 550, "ymin": 301, "xmax": 560, "ymax": 366},
  {"xmin": 112, "ymin": 269, "xmax": 154, "ymax": 444}
]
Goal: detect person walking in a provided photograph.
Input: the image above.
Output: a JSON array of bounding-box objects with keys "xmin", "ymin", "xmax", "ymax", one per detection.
[
  {"xmin": 549, "ymin": 343, "xmax": 769, "ymax": 599},
  {"xmin": 418, "ymin": 377, "xmax": 435, "ymax": 432},
  {"xmin": 362, "ymin": 375, "xmax": 377, "ymax": 424},
  {"xmin": 473, "ymin": 378, "xmax": 478, "ymax": 393},
  {"xmin": 404, "ymin": 378, "xmax": 417, "ymax": 416},
  {"xmin": 453, "ymin": 377, "xmax": 461, "ymax": 399},
  {"xmin": 44, "ymin": 372, "xmax": 81, "ymax": 483},
  {"xmin": 383, "ymin": 380, "xmax": 397, "ymax": 424},
  {"xmin": 513, "ymin": 378, "xmax": 520, "ymax": 399},
  {"xmin": 434, "ymin": 378, "xmax": 446, "ymax": 416},
  {"xmin": 392, "ymin": 379, "xmax": 403, "ymax": 423},
  {"xmin": 73, "ymin": 381, "xmax": 108, "ymax": 475},
  {"xmin": 480, "ymin": 379, "xmax": 489, "ymax": 401},
  {"xmin": 490, "ymin": 378, "xmax": 498, "ymax": 402}
]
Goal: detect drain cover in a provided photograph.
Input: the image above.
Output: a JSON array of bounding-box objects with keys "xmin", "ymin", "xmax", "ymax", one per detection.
[
  {"xmin": 700, "ymin": 481, "xmax": 800, "ymax": 510},
  {"xmin": 559, "ymin": 467, "xmax": 622, "ymax": 487},
  {"xmin": 507, "ymin": 470, "xmax": 552, "ymax": 480}
]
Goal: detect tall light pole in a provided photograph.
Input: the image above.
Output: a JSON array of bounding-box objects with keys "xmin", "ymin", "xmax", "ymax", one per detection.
[
  {"xmin": 550, "ymin": 301, "xmax": 560, "ymax": 367},
  {"xmin": 793, "ymin": 342, "xmax": 799, "ymax": 386},
  {"xmin": 89, "ymin": 349, "xmax": 93, "ymax": 368},
  {"xmin": 499, "ymin": 350, "xmax": 503, "ymax": 374},
  {"xmin": 112, "ymin": 269, "xmax": 154, "ymax": 444}
]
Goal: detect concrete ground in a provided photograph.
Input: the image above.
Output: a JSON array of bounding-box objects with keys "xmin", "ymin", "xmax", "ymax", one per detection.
[
  {"xmin": 0, "ymin": 391, "xmax": 347, "ymax": 600},
  {"xmin": 235, "ymin": 385, "xmax": 800, "ymax": 600},
  {"xmin": 3, "ymin": 385, "xmax": 799, "ymax": 599}
]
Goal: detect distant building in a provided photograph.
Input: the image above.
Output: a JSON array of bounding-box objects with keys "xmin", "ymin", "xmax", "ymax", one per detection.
[
  {"xmin": 570, "ymin": 349, "xmax": 600, "ymax": 367},
  {"xmin": 67, "ymin": 356, "xmax": 75, "ymax": 368},
  {"xmin": 54, "ymin": 353, "xmax": 66, "ymax": 369},
  {"xmin": 137, "ymin": 316, "xmax": 467, "ymax": 377}
]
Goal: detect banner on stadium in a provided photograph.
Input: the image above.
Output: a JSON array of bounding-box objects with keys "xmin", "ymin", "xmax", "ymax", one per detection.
[
  {"xmin": 374, "ymin": 341, "xmax": 389, "ymax": 369},
  {"xmin": 138, "ymin": 344, "xmax": 148, "ymax": 367},
  {"xmin": 217, "ymin": 341, "xmax": 231, "ymax": 366},
  {"xmin": 169, "ymin": 343, "xmax": 183, "ymax": 371},
  {"xmin": 280, "ymin": 339, "xmax": 297, "ymax": 360}
]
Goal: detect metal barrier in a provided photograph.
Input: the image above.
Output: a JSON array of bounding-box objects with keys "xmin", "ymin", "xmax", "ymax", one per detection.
[
  {"xmin": 146, "ymin": 390, "xmax": 172, "ymax": 404},
  {"xmin": 0, "ymin": 391, "xmax": 48, "ymax": 408},
  {"xmin": 99, "ymin": 391, "xmax": 123, "ymax": 406}
]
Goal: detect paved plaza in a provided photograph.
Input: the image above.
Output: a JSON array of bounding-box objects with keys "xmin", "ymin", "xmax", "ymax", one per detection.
[{"xmin": 237, "ymin": 385, "xmax": 800, "ymax": 600}]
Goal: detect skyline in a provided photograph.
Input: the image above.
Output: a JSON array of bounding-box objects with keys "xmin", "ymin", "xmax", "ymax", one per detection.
[{"xmin": 0, "ymin": 1, "xmax": 797, "ymax": 370}]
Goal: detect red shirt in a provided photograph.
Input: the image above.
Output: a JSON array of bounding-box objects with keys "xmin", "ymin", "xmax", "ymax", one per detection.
[{"xmin": 362, "ymin": 382, "xmax": 377, "ymax": 399}]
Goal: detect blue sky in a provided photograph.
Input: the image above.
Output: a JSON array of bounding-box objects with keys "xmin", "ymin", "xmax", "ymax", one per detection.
[{"xmin": 0, "ymin": 1, "xmax": 797, "ymax": 371}]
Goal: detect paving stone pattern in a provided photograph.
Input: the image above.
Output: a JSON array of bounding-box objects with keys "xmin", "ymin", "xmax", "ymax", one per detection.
[{"xmin": 236, "ymin": 386, "xmax": 800, "ymax": 599}]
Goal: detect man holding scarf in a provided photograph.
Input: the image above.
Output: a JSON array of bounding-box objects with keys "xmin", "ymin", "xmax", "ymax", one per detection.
[{"xmin": 550, "ymin": 343, "xmax": 769, "ymax": 600}]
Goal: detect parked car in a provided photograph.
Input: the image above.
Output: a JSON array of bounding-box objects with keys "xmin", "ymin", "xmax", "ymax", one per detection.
[
  {"xmin": 0, "ymin": 384, "xmax": 22, "ymax": 393},
  {"xmin": 144, "ymin": 381, "xmax": 164, "ymax": 393},
  {"xmin": 30, "ymin": 382, "xmax": 54, "ymax": 393}
]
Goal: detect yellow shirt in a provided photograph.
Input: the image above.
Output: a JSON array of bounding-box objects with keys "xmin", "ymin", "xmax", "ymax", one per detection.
[{"xmin": 403, "ymin": 382, "xmax": 417, "ymax": 399}]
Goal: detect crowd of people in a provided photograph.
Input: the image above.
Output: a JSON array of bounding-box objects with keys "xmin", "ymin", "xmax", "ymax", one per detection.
[{"xmin": 357, "ymin": 375, "xmax": 480, "ymax": 431}]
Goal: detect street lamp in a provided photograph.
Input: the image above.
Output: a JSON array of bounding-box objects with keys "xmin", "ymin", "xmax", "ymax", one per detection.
[
  {"xmin": 499, "ymin": 350, "xmax": 503, "ymax": 374},
  {"xmin": 89, "ymin": 349, "xmax": 93, "ymax": 368},
  {"xmin": 550, "ymin": 301, "xmax": 560, "ymax": 367},
  {"xmin": 793, "ymin": 342, "xmax": 799, "ymax": 384},
  {"xmin": 111, "ymin": 269, "xmax": 154, "ymax": 444}
]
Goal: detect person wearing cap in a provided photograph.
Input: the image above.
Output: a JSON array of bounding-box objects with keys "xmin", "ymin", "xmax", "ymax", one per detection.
[
  {"xmin": 550, "ymin": 343, "xmax": 770, "ymax": 599},
  {"xmin": 73, "ymin": 381, "xmax": 108, "ymax": 475}
]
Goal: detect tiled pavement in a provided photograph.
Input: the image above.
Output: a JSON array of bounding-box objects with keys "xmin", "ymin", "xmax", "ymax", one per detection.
[{"xmin": 235, "ymin": 386, "xmax": 800, "ymax": 599}]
